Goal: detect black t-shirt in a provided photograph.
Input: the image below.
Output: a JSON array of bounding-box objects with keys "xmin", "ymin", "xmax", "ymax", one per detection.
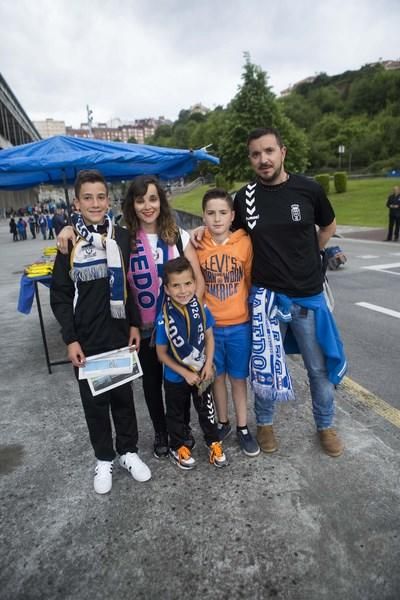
[
  {"xmin": 387, "ymin": 194, "xmax": 400, "ymax": 217},
  {"xmin": 233, "ymin": 174, "xmax": 335, "ymax": 296}
]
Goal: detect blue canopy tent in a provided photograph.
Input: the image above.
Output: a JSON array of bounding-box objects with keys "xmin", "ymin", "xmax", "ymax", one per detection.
[
  {"xmin": 0, "ymin": 135, "xmax": 219, "ymax": 191},
  {"xmin": 8, "ymin": 136, "xmax": 219, "ymax": 374}
]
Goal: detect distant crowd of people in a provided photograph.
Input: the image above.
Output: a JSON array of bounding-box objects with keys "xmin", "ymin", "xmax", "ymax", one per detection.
[{"xmin": 8, "ymin": 206, "xmax": 69, "ymax": 242}]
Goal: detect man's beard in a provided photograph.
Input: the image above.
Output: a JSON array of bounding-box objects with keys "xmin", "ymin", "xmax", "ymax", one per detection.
[{"xmin": 257, "ymin": 162, "xmax": 284, "ymax": 185}]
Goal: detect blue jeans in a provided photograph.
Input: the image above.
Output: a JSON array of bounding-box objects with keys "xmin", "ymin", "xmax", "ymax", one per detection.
[{"xmin": 254, "ymin": 303, "xmax": 335, "ymax": 430}]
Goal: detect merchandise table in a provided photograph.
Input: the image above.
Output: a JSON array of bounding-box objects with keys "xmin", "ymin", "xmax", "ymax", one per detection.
[{"xmin": 18, "ymin": 274, "xmax": 69, "ymax": 374}]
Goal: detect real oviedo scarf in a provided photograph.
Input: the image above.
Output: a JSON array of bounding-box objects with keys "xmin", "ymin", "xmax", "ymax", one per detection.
[
  {"xmin": 250, "ymin": 287, "xmax": 295, "ymax": 402},
  {"xmin": 162, "ymin": 295, "xmax": 207, "ymax": 373},
  {"xmin": 127, "ymin": 230, "xmax": 174, "ymax": 330},
  {"xmin": 69, "ymin": 213, "xmax": 126, "ymax": 319}
]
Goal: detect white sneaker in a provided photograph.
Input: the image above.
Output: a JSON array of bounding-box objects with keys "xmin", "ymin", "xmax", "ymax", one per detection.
[
  {"xmin": 119, "ymin": 452, "xmax": 151, "ymax": 482},
  {"xmin": 94, "ymin": 460, "xmax": 113, "ymax": 494}
]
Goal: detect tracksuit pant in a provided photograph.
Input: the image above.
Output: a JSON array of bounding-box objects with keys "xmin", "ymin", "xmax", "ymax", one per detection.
[
  {"xmin": 164, "ymin": 380, "xmax": 218, "ymax": 450},
  {"xmin": 139, "ymin": 337, "xmax": 190, "ymax": 435},
  {"xmin": 75, "ymin": 372, "xmax": 138, "ymax": 461}
]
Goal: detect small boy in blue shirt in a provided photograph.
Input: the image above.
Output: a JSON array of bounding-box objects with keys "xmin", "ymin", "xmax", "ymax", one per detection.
[{"xmin": 156, "ymin": 256, "xmax": 227, "ymax": 470}]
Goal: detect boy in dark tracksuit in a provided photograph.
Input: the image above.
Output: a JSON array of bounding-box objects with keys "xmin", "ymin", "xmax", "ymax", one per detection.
[
  {"xmin": 50, "ymin": 169, "xmax": 151, "ymax": 494},
  {"xmin": 156, "ymin": 256, "xmax": 228, "ymax": 471}
]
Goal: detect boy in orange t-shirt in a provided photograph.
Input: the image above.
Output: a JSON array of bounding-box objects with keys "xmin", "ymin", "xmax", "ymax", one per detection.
[{"xmin": 196, "ymin": 189, "xmax": 260, "ymax": 457}]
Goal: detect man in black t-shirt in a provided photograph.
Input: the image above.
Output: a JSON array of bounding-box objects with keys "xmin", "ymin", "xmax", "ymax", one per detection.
[{"xmin": 232, "ymin": 127, "xmax": 345, "ymax": 458}]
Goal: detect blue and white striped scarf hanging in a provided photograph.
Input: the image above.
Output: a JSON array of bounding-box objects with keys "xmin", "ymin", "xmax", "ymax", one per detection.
[
  {"xmin": 162, "ymin": 295, "xmax": 207, "ymax": 372},
  {"xmin": 250, "ymin": 287, "xmax": 295, "ymax": 402},
  {"xmin": 70, "ymin": 213, "xmax": 126, "ymax": 319}
]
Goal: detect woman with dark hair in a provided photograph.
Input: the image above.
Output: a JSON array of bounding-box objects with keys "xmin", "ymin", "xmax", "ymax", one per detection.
[
  {"xmin": 57, "ymin": 174, "xmax": 204, "ymax": 459},
  {"xmin": 123, "ymin": 175, "xmax": 204, "ymax": 458}
]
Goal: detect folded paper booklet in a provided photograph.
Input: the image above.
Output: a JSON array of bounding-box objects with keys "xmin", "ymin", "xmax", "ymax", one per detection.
[{"xmin": 79, "ymin": 346, "xmax": 143, "ymax": 397}]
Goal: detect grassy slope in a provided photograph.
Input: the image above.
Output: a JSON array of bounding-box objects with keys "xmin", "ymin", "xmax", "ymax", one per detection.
[{"xmin": 172, "ymin": 178, "xmax": 400, "ymax": 227}]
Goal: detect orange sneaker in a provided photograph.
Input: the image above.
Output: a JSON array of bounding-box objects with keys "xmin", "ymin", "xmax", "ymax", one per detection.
[
  {"xmin": 208, "ymin": 441, "xmax": 227, "ymax": 468},
  {"xmin": 169, "ymin": 445, "xmax": 196, "ymax": 470}
]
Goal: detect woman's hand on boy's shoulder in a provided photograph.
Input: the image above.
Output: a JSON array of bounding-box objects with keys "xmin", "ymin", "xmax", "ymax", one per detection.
[
  {"xmin": 57, "ymin": 225, "xmax": 75, "ymax": 254},
  {"xmin": 189, "ymin": 226, "xmax": 206, "ymax": 249}
]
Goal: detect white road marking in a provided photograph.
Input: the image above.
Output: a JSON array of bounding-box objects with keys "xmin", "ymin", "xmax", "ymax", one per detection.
[
  {"xmin": 362, "ymin": 262, "xmax": 400, "ymax": 276},
  {"xmin": 357, "ymin": 255, "xmax": 379, "ymax": 259},
  {"xmin": 356, "ymin": 302, "xmax": 400, "ymax": 319}
]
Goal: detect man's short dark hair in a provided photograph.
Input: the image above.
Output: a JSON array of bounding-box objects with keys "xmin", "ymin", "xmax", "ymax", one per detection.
[
  {"xmin": 163, "ymin": 256, "xmax": 195, "ymax": 285},
  {"xmin": 247, "ymin": 127, "xmax": 284, "ymax": 149},
  {"xmin": 74, "ymin": 170, "xmax": 109, "ymax": 198},
  {"xmin": 202, "ymin": 188, "xmax": 233, "ymax": 211}
]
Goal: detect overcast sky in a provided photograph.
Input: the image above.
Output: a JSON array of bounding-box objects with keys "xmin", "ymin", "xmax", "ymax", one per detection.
[{"xmin": 1, "ymin": 0, "xmax": 399, "ymax": 128}]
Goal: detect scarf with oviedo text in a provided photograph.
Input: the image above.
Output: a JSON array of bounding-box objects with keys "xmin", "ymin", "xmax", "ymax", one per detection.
[
  {"xmin": 127, "ymin": 230, "xmax": 174, "ymax": 330},
  {"xmin": 162, "ymin": 295, "xmax": 207, "ymax": 373},
  {"xmin": 69, "ymin": 213, "xmax": 126, "ymax": 318},
  {"xmin": 250, "ymin": 287, "xmax": 294, "ymax": 402}
]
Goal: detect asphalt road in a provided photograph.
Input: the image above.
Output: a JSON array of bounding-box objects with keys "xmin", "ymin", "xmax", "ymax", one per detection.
[{"xmin": 327, "ymin": 236, "xmax": 400, "ymax": 408}]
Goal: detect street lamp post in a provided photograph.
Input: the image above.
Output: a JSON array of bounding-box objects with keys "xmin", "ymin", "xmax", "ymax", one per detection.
[
  {"xmin": 86, "ymin": 105, "xmax": 94, "ymax": 138},
  {"xmin": 338, "ymin": 144, "xmax": 345, "ymax": 169}
]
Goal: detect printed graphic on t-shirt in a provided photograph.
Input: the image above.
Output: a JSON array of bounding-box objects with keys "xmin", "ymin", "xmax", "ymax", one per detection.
[
  {"xmin": 201, "ymin": 254, "xmax": 243, "ymax": 301},
  {"xmin": 246, "ymin": 183, "xmax": 259, "ymax": 229},
  {"xmin": 290, "ymin": 204, "xmax": 302, "ymax": 221}
]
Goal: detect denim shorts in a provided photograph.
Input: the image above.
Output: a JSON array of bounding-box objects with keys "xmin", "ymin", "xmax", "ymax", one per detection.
[{"xmin": 213, "ymin": 322, "xmax": 251, "ymax": 379}]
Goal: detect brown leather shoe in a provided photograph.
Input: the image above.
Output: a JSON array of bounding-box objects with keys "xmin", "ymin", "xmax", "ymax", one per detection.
[
  {"xmin": 318, "ymin": 428, "xmax": 344, "ymax": 457},
  {"xmin": 256, "ymin": 425, "xmax": 278, "ymax": 453}
]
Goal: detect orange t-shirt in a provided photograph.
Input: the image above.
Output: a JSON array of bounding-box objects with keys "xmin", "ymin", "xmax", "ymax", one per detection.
[{"xmin": 196, "ymin": 228, "xmax": 253, "ymax": 326}]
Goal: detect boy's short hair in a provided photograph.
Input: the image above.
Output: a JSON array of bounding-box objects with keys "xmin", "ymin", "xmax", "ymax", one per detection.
[
  {"xmin": 163, "ymin": 256, "xmax": 195, "ymax": 285},
  {"xmin": 74, "ymin": 170, "xmax": 109, "ymax": 198},
  {"xmin": 202, "ymin": 188, "xmax": 233, "ymax": 211},
  {"xmin": 246, "ymin": 127, "xmax": 284, "ymax": 148}
]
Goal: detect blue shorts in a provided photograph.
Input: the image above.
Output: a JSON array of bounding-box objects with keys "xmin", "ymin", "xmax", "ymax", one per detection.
[{"xmin": 213, "ymin": 322, "xmax": 251, "ymax": 379}]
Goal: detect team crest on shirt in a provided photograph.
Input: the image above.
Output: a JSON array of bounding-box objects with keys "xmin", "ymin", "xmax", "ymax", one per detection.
[{"xmin": 291, "ymin": 204, "xmax": 301, "ymax": 222}]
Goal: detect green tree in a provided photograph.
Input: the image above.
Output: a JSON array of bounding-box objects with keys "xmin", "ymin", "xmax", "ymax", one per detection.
[
  {"xmin": 220, "ymin": 55, "xmax": 308, "ymax": 181},
  {"xmin": 279, "ymin": 92, "xmax": 320, "ymax": 130}
]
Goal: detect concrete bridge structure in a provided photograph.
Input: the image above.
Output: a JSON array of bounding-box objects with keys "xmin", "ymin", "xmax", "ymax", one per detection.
[{"xmin": 0, "ymin": 72, "xmax": 41, "ymax": 214}]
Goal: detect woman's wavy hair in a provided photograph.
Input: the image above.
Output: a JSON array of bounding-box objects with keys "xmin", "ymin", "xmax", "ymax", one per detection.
[{"xmin": 122, "ymin": 175, "xmax": 179, "ymax": 251}]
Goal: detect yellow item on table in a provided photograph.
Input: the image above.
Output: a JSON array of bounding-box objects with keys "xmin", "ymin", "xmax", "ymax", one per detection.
[
  {"xmin": 43, "ymin": 247, "xmax": 58, "ymax": 256},
  {"xmin": 25, "ymin": 262, "xmax": 54, "ymax": 278}
]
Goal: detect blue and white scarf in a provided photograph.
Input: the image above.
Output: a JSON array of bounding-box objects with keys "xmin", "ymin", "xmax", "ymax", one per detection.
[
  {"xmin": 70, "ymin": 213, "xmax": 126, "ymax": 318},
  {"xmin": 162, "ymin": 295, "xmax": 207, "ymax": 372},
  {"xmin": 250, "ymin": 287, "xmax": 295, "ymax": 402}
]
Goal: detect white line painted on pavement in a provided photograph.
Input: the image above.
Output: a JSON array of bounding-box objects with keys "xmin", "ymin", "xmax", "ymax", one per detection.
[
  {"xmin": 356, "ymin": 302, "xmax": 400, "ymax": 319},
  {"xmin": 363, "ymin": 261, "xmax": 400, "ymax": 270},
  {"xmin": 362, "ymin": 262, "xmax": 400, "ymax": 276},
  {"xmin": 357, "ymin": 255, "xmax": 379, "ymax": 259}
]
